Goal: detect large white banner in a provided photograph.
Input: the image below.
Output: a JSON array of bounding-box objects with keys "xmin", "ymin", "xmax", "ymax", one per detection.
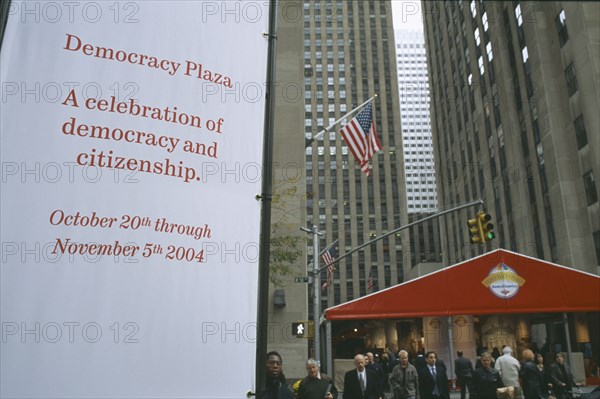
[{"xmin": 1, "ymin": 1, "xmax": 269, "ymax": 397}]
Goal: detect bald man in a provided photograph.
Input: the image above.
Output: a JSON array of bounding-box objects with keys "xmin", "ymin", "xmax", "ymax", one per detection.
[{"xmin": 343, "ymin": 354, "xmax": 381, "ymax": 399}]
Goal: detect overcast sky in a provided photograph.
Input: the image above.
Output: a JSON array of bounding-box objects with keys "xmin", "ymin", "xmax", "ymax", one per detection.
[{"xmin": 392, "ymin": 0, "xmax": 424, "ymax": 31}]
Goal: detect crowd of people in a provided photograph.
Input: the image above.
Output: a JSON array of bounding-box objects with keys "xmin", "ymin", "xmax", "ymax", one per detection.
[{"xmin": 264, "ymin": 346, "xmax": 584, "ymax": 399}]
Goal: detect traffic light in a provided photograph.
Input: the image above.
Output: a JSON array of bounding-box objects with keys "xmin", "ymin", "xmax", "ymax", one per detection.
[
  {"xmin": 468, "ymin": 213, "xmax": 483, "ymax": 244},
  {"xmin": 468, "ymin": 211, "xmax": 495, "ymax": 244},
  {"xmin": 479, "ymin": 212, "xmax": 495, "ymax": 242}
]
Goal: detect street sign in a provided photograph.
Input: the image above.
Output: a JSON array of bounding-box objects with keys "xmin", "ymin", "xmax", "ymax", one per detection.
[{"xmin": 294, "ymin": 276, "xmax": 309, "ymax": 283}]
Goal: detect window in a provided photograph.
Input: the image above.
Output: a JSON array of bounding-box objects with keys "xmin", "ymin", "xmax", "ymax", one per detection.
[
  {"xmin": 515, "ymin": 4, "xmax": 523, "ymax": 27},
  {"xmin": 564, "ymin": 63, "xmax": 578, "ymax": 96},
  {"xmin": 583, "ymin": 171, "xmax": 598, "ymax": 206},
  {"xmin": 555, "ymin": 9, "xmax": 569, "ymax": 47},
  {"xmin": 486, "ymin": 42, "xmax": 494, "ymax": 61},
  {"xmin": 574, "ymin": 114, "xmax": 588, "ymax": 149}
]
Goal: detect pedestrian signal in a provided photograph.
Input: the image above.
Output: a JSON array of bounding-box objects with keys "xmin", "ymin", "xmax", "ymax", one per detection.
[
  {"xmin": 291, "ymin": 321, "xmax": 314, "ymax": 338},
  {"xmin": 292, "ymin": 322, "xmax": 306, "ymax": 337},
  {"xmin": 468, "ymin": 211, "xmax": 495, "ymax": 244}
]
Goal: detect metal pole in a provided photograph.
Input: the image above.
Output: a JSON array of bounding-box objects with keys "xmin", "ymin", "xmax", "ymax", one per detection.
[
  {"xmin": 0, "ymin": 0, "xmax": 11, "ymax": 47},
  {"xmin": 254, "ymin": 1, "xmax": 278, "ymax": 397},
  {"xmin": 448, "ymin": 316, "xmax": 456, "ymax": 390},
  {"xmin": 320, "ymin": 200, "xmax": 484, "ymax": 271},
  {"xmin": 313, "ymin": 225, "xmax": 321, "ymax": 364},
  {"xmin": 563, "ymin": 312, "xmax": 574, "ymax": 369},
  {"xmin": 326, "ymin": 320, "xmax": 333, "ymax": 375}
]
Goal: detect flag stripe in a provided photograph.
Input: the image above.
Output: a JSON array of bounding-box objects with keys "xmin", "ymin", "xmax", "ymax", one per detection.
[
  {"xmin": 345, "ymin": 120, "xmax": 367, "ymax": 158},
  {"xmin": 340, "ymin": 121, "xmax": 365, "ymax": 162}
]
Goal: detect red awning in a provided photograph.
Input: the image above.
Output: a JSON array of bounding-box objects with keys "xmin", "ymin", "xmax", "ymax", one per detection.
[{"xmin": 325, "ymin": 249, "xmax": 600, "ymax": 320}]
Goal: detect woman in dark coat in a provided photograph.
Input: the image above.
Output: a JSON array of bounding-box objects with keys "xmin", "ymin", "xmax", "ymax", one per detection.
[{"xmin": 520, "ymin": 349, "xmax": 546, "ymax": 399}]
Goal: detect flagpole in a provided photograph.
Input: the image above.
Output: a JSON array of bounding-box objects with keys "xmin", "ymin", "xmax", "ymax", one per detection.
[{"xmin": 307, "ymin": 94, "xmax": 377, "ymax": 146}]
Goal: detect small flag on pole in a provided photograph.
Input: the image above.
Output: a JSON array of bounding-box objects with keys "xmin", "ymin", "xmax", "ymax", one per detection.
[
  {"xmin": 321, "ymin": 246, "xmax": 337, "ymax": 291},
  {"xmin": 339, "ymin": 103, "xmax": 382, "ymax": 176},
  {"xmin": 367, "ymin": 270, "xmax": 374, "ymax": 293}
]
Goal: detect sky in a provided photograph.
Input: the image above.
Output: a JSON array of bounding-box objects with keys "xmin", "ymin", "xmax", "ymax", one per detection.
[{"xmin": 391, "ymin": 0, "xmax": 425, "ymax": 31}]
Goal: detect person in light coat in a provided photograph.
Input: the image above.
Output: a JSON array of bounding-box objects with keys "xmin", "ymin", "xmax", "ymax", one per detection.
[{"xmin": 494, "ymin": 346, "xmax": 522, "ymax": 399}]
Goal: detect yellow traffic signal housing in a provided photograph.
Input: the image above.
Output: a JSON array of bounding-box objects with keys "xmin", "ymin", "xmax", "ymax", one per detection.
[
  {"xmin": 468, "ymin": 211, "xmax": 496, "ymax": 244},
  {"xmin": 468, "ymin": 214, "xmax": 483, "ymax": 244},
  {"xmin": 478, "ymin": 212, "xmax": 495, "ymax": 242}
]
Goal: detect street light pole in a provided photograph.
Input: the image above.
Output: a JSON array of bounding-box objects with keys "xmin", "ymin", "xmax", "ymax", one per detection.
[
  {"xmin": 311, "ymin": 225, "xmax": 320, "ymax": 364},
  {"xmin": 301, "ymin": 225, "xmax": 324, "ymax": 364},
  {"xmin": 323, "ymin": 200, "xmax": 485, "ymax": 268}
]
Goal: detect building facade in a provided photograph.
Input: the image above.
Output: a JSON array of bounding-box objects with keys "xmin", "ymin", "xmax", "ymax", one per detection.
[
  {"xmin": 300, "ymin": 0, "xmax": 412, "ymax": 363},
  {"xmin": 395, "ymin": 30, "xmax": 438, "ymax": 214},
  {"xmin": 423, "ymin": 1, "xmax": 599, "ymax": 272},
  {"xmin": 268, "ymin": 0, "xmax": 309, "ymax": 379},
  {"xmin": 303, "ymin": 0, "xmax": 409, "ymax": 311},
  {"xmin": 395, "ymin": 30, "xmax": 443, "ymax": 274}
]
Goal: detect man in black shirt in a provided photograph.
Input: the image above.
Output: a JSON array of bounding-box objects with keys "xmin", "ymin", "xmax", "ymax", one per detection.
[{"xmin": 548, "ymin": 352, "xmax": 578, "ymax": 399}]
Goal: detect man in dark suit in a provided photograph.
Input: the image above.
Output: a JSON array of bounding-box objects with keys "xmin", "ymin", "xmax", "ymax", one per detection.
[
  {"xmin": 365, "ymin": 352, "xmax": 384, "ymax": 397},
  {"xmin": 418, "ymin": 351, "xmax": 450, "ymax": 399},
  {"xmin": 454, "ymin": 351, "xmax": 473, "ymax": 399},
  {"xmin": 415, "ymin": 349, "xmax": 427, "ymax": 372},
  {"xmin": 343, "ymin": 354, "xmax": 381, "ymax": 399}
]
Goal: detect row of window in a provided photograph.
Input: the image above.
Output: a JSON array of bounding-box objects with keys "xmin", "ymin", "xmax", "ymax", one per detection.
[
  {"xmin": 407, "ymin": 196, "xmax": 437, "ymax": 201},
  {"xmin": 407, "ymin": 187, "xmax": 436, "ymax": 192},
  {"xmin": 396, "ymin": 43, "xmax": 424, "ymax": 48}
]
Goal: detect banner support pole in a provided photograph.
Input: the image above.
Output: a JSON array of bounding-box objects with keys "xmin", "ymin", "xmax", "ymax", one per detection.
[{"xmin": 255, "ymin": 0, "xmax": 278, "ymax": 398}]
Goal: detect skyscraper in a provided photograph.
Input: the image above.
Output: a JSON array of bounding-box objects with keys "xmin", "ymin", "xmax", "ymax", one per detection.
[
  {"xmin": 423, "ymin": 1, "xmax": 599, "ymax": 272},
  {"xmin": 395, "ymin": 29, "xmax": 443, "ymax": 274},
  {"xmin": 395, "ymin": 30, "xmax": 437, "ymax": 214},
  {"xmin": 302, "ymin": 0, "xmax": 408, "ymax": 314}
]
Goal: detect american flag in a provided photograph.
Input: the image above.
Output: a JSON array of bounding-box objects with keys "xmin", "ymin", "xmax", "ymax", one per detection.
[
  {"xmin": 367, "ymin": 271, "xmax": 374, "ymax": 293},
  {"xmin": 320, "ymin": 246, "xmax": 336, "ymax": 291},
  {"xmin": 339, "ymin": 103, "xmax": 382, "ymax": 176}
]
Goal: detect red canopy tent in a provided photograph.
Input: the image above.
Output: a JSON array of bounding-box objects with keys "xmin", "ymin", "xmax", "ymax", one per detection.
[{"xmin": 325, "ymin": 249, "xmax": 600, "ymax": 320}]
